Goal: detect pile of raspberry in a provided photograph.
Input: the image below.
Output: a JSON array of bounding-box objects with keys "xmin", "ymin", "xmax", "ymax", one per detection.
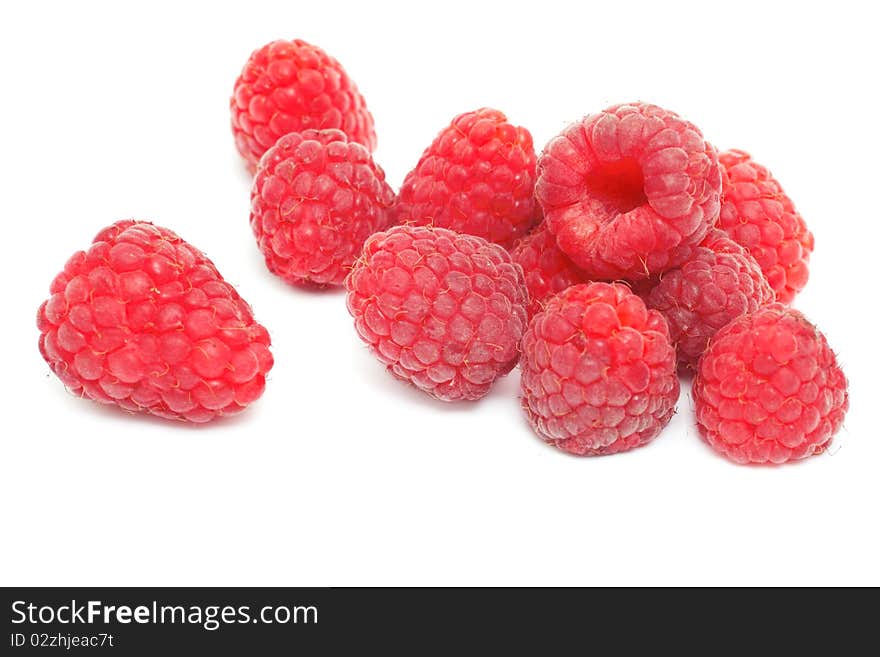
[{"xmin": 37, "ymin": 38, "xmax": 848, "ymax": 466}]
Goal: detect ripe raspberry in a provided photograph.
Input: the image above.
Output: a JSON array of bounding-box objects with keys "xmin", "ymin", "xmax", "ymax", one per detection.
[
  {"xmin": 694, "ymin": 304, "xmax": 848, "ymax": 464},
  {"xmin": 536, "ymin": 102, "xmax": 721, "ymax": 279},
  {"xmin": 647, "ymin": 229, "xmax": 774, "ymax": 368},
  {"xmin": 510, "ymin": 223, "xmax": 591, "ymax": 317},
  {"xmin": 346, "ymin": 225, "xmax": 528, "ymax": 401},
  {"xmin": 718, "ymin": 150, "xmax": 813, "ymax": 303},
  {"xmin": 393, "ymin": 108, "xmax": 540, "ymax": 248},
  {"xmin": 37, "ymin": 221, "xmax": 274, "ymax": 423},
  {"xmin": 626, "ymin": 277, "xmax": 660, "ymax": 303},
  {"xmin": 231, "ymin": 39, "xmax": 377, "ymax": 170},
  {"xmin": 250, "ymin": 129, "xmax": 395, "ymax": 287},
  {"xmin": 521, "ymin": 282, "xmax": 680, "ymax": 456}
]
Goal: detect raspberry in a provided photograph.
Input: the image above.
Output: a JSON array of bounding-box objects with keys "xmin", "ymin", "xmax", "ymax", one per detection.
[
  {"xmin": 626, "ymin": 277, "xmax": 660, "ymax": 303},
  {"xmin": 510, "ymin": 223, "xmax": 591, "ymax": 317},
  {"xmin": 250, "ymin": 129, "xmax": 395, "ymax": 287},
  {"xmin": 536, "ymin": 102, "xmax": 721, "ymax": 279},
  {"xmin": 346, "ymin": 225, "xmax": 528, "ymax": 401},
  {"xmin": 37, "ymin": 221, "xmax": 274, "ymax": 423},
  {"xmin": 647, "ymin": 229, "xmax": 774, "ymax": 368},
  {"xmin": 520, "ymin": 282, "xmax": 680, "ymax": 456},
  {"xmin": 231, "ymin": 39, "xmax": 376, "ymax": 170},
  {"xmin": 718, "ymin": 150, "xmax": 813, "ymax": 303},
  {"xmin": 693, "ymin": 304, "xmax": 848, "ymax": 464},
  {"xmin": 393, "ymin": 108, "xmax": 540, "ymax": 248}
]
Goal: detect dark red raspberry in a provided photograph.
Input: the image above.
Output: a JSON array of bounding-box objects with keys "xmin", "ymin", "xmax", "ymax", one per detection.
[
  {"xmin": 250, "ymin": 129, "xmax": 395, "ymax": 287},
  {"xmin": 37, "ymin": 221, "xmax": 274, "ymax": 423},
  {"xmin": 521, "ymin": 282, "xmax": 680, "ymax": 456},
  {"xmin": 626, "ymin": 277, "xmax": 660, "ymax": 304},
  {"xmin": 693, "ymin": 304, "xmax": 848, "ymax": 464},
  {"xmin": 718, "ymin": 150, "xmax": 813, "ymax": 304},
  {"xmin": 394, "ymin": 108, "xmax": 540, "ymax": 248},
  {"xmin": 231, "ymin": 39, "xmax": 376, "ymax": 170},
  {"xmin": 346, "ymin": 225, "xmax": 528, "ymax": 401},
  {"xmin": 510, "ymin": 223, "xmax": 591, "ymax": 317},
  {"xmin": 648, "ymin": 229, "xmax": 774, "ymax": 368},
  {"xmin": 536, "ymin": 102, "xmax": 721, "ymax": 279}
]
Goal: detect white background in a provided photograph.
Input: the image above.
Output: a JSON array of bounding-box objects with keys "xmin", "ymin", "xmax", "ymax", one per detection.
[{"xmin": 1, "ymin": 0, "xmax": 877, "ymax": 586}]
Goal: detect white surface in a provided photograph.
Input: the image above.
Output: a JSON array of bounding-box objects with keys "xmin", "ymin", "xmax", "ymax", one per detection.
[{"xmin": 1, "ymin": 0, "xmax": 877, "ymax": 586}]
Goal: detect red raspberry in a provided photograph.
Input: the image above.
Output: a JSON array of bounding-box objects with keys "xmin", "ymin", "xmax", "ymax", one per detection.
[
  {"xmin": 521, "ymin": 282, "xmax": 680, "ymax": 456},
  {"xmin": 393, "ymin": 108, "xmax": 540, "ymax": 248},
  {"xmin": 717, "ymin": 150, "xmax": 813, "ymax": 304},
  {"xmin": 647, "ymin": 229, "xmax": 774, "ymax": 368},
  {"xmin": 231, "ymin": 39, "xmax": 376, "ymax": 170},
  {"xmin": 536, "ymin": 102, "xmax": 721, "ymax": 279},
  {"xmin": 37, "ymin": 221, "xmax": 274, "ymax": 423},
  {"xmin": 250, "ymin": 129, "xmax": 395, "ymax": 287},
  {"xmin": 510, "ymin": 223, "xmax": 591, "ymax": 317},
  {"xmin": 346, "ymin": 225, "xmax": 528, "ymax": 401},
  {"xmin": 693, "ymin": 304, "xmax": 848, "ymax": 464}
]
